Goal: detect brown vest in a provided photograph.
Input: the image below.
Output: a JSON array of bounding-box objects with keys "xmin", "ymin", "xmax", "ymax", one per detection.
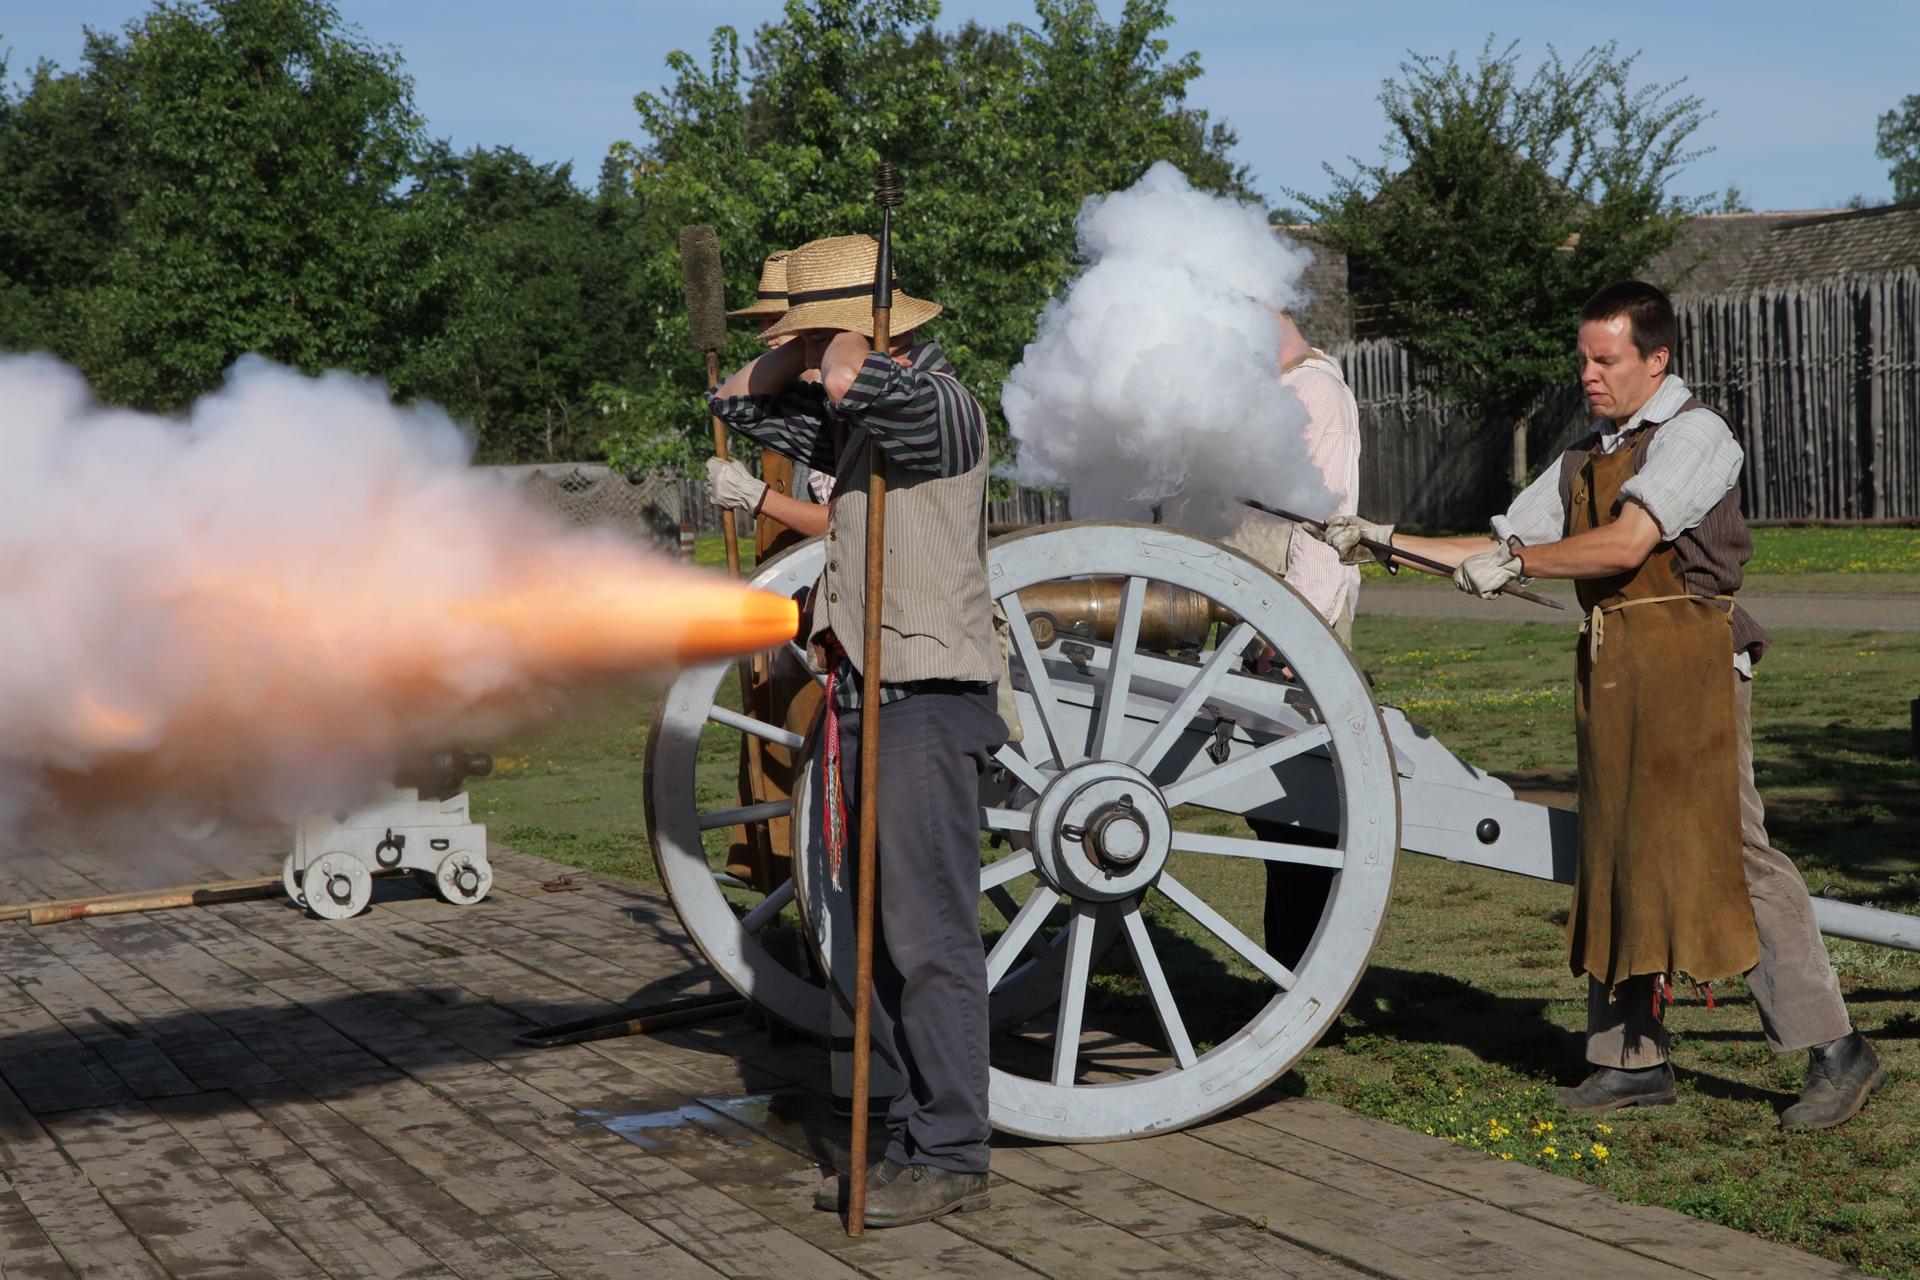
[
  {"xmin": 813, "ymin": 377, "xmax": 997, "ymax": 686},
  {"xmin": 1556, "ymin": 394, "xmax": 1772, "ymax": 662}
]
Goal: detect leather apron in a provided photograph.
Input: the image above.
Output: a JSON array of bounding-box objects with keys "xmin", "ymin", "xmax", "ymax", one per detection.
[{"xmin": 1564, "ymin": 442, "xmax": 1758, "ymax": 987}]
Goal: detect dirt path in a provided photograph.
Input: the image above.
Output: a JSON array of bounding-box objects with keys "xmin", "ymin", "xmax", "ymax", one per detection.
[{"xmin": 1358, "ymin": 575, "xmax": 1920, "ymax": 631}]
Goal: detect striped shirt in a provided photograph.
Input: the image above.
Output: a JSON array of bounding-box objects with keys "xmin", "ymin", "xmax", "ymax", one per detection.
[
  {"xmin": 709, "ymin": 342, "xmax": 985, "ymax": 481},
  {"xmin": 710, "ymin": 341, "xmax": 991, "ymax": 709}
]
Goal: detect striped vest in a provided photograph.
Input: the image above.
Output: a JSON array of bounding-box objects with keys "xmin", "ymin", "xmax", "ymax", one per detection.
[
  {"xmin": 814, "ymin": 408, "xmax": 997, "ymax": 686},
  {"xmin": 1556, "ymin": 395, "xmax": 1773, "ymax": 662}
]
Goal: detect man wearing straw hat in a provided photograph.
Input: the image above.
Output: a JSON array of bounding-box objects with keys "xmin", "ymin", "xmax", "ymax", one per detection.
[
  {"xmin": 711, "ymin": 233, "xmax": 1006, "ymax": 1226},
  {"xmin": 707, "ymin": 249, "xmax": 831, "ymax": 538}
]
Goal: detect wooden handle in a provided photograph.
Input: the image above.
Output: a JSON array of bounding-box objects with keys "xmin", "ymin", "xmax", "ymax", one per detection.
[
  {"xmin": 17, "ymin": 875, "xmax": 283, "ymax": 926},
  {"xmin": 847, "ymin": 292, "xmax": 894, "ymax": 1237}
]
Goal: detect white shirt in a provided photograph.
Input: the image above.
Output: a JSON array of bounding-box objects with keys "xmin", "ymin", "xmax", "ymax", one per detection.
[
  {"xmin": 1492, "ymin": 375, "xmax": 1753, "ymax": 676},
  {"xmin": 1492, "ymin": 376, "xmax": 1743, "ymax": 546},
  {"xmin": 1280, "ymin": 351, "xmax": 1362, "ymax": 628}
]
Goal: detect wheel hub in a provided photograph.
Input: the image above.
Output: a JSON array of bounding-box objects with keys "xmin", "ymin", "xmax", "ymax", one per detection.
[{"xmin": 1030, "ymin": 760, "xmax": 1170, "ymax": 901}]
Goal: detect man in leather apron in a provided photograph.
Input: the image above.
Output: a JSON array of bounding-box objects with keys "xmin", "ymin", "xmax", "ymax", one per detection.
[{"xmin": 1309, "ymin": 281, "xmax": 1883, "ymax": 1131}]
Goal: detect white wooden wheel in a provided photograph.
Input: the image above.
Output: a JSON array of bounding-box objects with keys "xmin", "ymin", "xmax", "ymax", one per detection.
[
  {"xmin": 644, "ymin": 537, "xmax": 1107, "ymax": 1037},
  {"xmin": 303, "ymin": 850, "xmax": 373, "ymax": 921},
  {"xmin": 791, "ymin": 522, "xmax": 1400, "ymax": 1142},
  {"xmin": 644, "ymin": 539, "xmax": 834, "ymax": 1035},
  {"xmin": 435, "ymin": 851, "xmax": 492, "ymax": 905}
]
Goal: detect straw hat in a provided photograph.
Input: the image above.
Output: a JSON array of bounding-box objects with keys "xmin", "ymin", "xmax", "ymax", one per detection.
[
  {"xmin": 758, "ymin": 234, "xmax": 942, "ymax": 340},
  {"xmin": 727, "ymin": 250, "xmax": 793, "ymax": 319}
]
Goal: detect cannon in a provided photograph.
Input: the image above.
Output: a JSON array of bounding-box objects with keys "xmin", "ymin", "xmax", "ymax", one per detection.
[
  {"xmin": 284, "ymin": 750, "xmax": 496, "ymax": 919},
  {"xmin": 644, "ymin": 522, "xmax": 1920, "ymax": 1142}
]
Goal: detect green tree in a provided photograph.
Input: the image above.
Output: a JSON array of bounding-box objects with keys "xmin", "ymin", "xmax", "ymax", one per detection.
[
  {"xmin": 1876, "ymin": 93, "xmax": 1920, "ymax": 203},
  {"xmin": 0, "ymin": 0, "xmax": 454, "ymax": 409},
  {"xmin": 397, "ymin": 145, "xmax": 647, "ymax": 462},
  {"xmin": 601, "ymin": 0, "xmax": 1252, "ymax": 467},
  {"xmin": 1294, "ymin": 39, "xmax": 1709, "ymax": 487}
]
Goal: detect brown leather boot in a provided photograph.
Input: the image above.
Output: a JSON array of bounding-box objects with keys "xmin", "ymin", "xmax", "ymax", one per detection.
[
  {"xmin": 1780, "ymin": 1032, "xmax": 1886, "ymax": 1131},
  {"xmin": 813, "ymin": 1157, "xmax": 906, "ymax": 1212},
  {"xmin": 1555, "ymin": 1063, "xmax": 1677, "ymax": 1113},
  {"xmin": 860, "ymin": 1163, "xmax": 990, "ymax": 1228}
]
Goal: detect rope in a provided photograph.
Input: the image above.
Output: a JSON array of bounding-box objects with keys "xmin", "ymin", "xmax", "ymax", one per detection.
[{"xmin": 1582, "ymin": 594, "xmax": 1734, "ymax": 658}]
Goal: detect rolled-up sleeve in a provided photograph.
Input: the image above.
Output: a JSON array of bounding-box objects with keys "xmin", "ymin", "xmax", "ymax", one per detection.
[
  {"xmin": 707, "ymin": 384, "xmax": 840, "ymax": 474},
  {"xmin": 1622, "ymin": 409, "xmax": 1744, "ymax": 537},
  {"xmin": 833, "ymin": 353, "xmax": 984, "ymax": 477},
  {"xmin": 1492, "ymin": 465, "xmax": 1568, "ymax": 546}
]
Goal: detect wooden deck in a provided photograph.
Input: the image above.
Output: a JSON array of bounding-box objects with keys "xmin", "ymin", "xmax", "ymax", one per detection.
[{"xmin": 0, "ymin": 829, "xmax": 1866, "ymax": 1279}]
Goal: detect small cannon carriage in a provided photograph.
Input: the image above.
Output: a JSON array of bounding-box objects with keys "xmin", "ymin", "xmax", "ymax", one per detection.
[{"xmin": 645, "ymin": 522, "xmax": 1919, "ymax": 1143}]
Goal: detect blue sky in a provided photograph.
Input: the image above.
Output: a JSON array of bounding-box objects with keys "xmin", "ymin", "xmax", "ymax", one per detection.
[{"xmin": 4, "ymin": 1, "xmax": 1914, "ymax": 211}]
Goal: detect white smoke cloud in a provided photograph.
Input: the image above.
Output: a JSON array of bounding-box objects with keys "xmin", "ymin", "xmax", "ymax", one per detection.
[
  {"xmin": 1003, "ymin": 162, "xmax": 1330, "ymax": 533},
  {"xmin": 0, "ymin": 353, "xmax": 783, "ymax": 835}
]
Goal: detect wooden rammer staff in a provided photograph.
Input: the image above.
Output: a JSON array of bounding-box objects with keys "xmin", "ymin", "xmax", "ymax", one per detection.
[{"xmin": 847, "ymin": 159, "xmax": 903, "ymax": 1238}]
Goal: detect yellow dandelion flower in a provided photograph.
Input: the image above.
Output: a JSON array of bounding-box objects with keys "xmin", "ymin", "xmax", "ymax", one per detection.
[
  {"xmin": 1592, "ymin": 1143, "xmax": 1609, "ymax": 1160},
  {"xmin": 1594, "ymin": 1123, "xmax": 1612, "ymax": 1135},
  {"xmin": 1541, "ymin": 1145, "xmax": 1557, "ymax": 1158},
  {"xmin": 1499, "ymin": 1153, "xmax": 1514, "ymax": 1161}
]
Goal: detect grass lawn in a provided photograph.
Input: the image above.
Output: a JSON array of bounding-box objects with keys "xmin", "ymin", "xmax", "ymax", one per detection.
[{"xmin": 470, "ymin": 532, "xmax": 1920, "ymax": 1276}]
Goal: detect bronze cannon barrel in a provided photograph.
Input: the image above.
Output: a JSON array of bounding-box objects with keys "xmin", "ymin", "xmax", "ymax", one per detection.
[{"xmin": 1015, "ymin": 578, "xmax": 1236, "ymax": 652}]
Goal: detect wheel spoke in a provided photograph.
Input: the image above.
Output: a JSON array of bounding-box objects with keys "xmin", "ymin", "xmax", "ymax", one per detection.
[
  {"xmin": 1168, "ymin": 828, "xmax": 1342, "ymax": 869},
  {"xmin": 707, "ymin": 705, "xmax": 805, "ymax": 751},
  {"xmin": 1156, "ymin": 871, "xmax": 1297, "ymax": 989},
  {"xmin": 1000, "ymin": 590, "xmax": 1078, "ymax": 769},
  {"xmin": 980, "ymin": 850, "xmax": 1036, "ymax": 891},
  {"xmin": 1119, "ymin": 902, "xmax": 1197, "ymax": 1068},
  {"xmin": 786, "ymin": 641, "xmax": 828, "ymax": 687},
  {"xmin": 1129, "ymin": 622, "xmax": 1257, "ymax": 777},
  {"xmin": 993, "ymin": 743, "xmax": 1052, "ymax": 796},
  {"xmin": 981, "ymin": 807, "xmax": 1033, "ymax": 833},
  {"xmin": 1161, "ymin": 723, "xmax": 1334, "ymax": 809},
  {"xmin": 738, "ymin": 877, "xmax": 796, "ymax": 933},
  {"xmin": 1051, "ymin": 900, "xmax": 1100, "ymax": 1087},
  {"xmin": 1090, "ymin": 576, "xmax": 1146, "ymax": 761},
  {"xmin": 986, "ymin": 884, "xmax": 1060, "ymax": 989},
  {"xmin": 697, "ymin": 799, "xmax": 791, "ymax": 831}
]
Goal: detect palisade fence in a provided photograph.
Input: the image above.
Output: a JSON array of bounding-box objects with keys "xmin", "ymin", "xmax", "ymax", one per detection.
[
  {"xmin": 1677, "ymin": 269, "xmax": 1920, "ymax": 519},
  {"xmin": 517, "ymin": 270, "xmax": 1920, "ymax": 542}
]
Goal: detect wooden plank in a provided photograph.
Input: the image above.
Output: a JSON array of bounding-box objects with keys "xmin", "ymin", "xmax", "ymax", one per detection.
[
  {"xmin": 41, "ymin": 1103, "xmax": 325, "ymax": 1279},
  {"xmin": 936, "ymin": 1176, "xmax": 1216, "ymax": 1279},
  {"xmin": 149, "ymin": 1092, "xmax": 459, "ymax": 1280},
  {"xmin": 194, "ymin": 904, "xmax": 860, "ymax": 1280},
  {"xmin": 1240, "ymin": 1098, "xmax": 1868, "ymax": 1280},
  {"xmin": 1087, "ymin": 1125, "xmax": 1696, "ymax": 1280},
  {"xmin": 0, "ymin": 1079, "xmax": 165, "ymax": 1280},
  {"xmin": 1146, "ymin": 1223, "xmax": 1370, "ymax": 1278},
  {"xmin": 0, "ymin": 1177, "xmax": 79, "ymax": 1280},
  {"xmin": 242, "ymin": 1082, "xmax": 563, "ymax": 1280}
]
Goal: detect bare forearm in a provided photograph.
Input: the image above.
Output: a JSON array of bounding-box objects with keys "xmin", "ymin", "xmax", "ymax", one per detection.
[
  {"xmin": 716, "ymin": 340, "xmax": 808, "ymax": 398},
  {"xmin": 756, "ymin": 488, "xmax": 827, "ymax": 537},
  {"xmin": 1513, "ymin": 522, "xmax": 1658, "ymax": 579},
  {"xmin": 1385, "ymin": 533, "xmax": 1503, "ymax": 576}
]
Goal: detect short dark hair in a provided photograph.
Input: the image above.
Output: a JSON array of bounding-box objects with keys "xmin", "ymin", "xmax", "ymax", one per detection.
[{"xmin": 1580, "ymin": 280, "xmax": 1676, "ymax": 368}]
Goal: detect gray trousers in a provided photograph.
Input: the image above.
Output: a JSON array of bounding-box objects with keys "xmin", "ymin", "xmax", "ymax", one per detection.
[
  {"xmin": 834, "ymin": 688, "xmax": 1005, "ymax": 1172},
  {"xmin": 1586, "ymin": 675, "xmax": 1852, "ymax": 1067}
]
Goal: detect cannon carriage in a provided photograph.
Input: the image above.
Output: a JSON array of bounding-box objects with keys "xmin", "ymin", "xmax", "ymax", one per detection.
[{"xmin": 645, "ymin": 521, "xmax": 1919, "ymax": 1144}]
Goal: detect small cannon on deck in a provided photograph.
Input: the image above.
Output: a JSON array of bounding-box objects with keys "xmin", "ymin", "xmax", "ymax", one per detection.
[
  {"xmin": 284, "ymin": 750, "xmax": 496, "ymax": 919},
  {"xmin": 644, "ymin": 523, "xmax": 1919, "ymax": 1143}
]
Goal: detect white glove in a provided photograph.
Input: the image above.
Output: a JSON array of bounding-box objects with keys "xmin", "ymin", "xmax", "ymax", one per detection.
[
  {"xmin": 706, "ymin": 456, "xmax": 766, "ymax": 513},
  {"xmin": 1453, "ymin": 546, "xmax": 1528, "ymax": 599},
  {"xmin": 1317, "ymin": 515, "xmax": 1395, "ymax": 567}
]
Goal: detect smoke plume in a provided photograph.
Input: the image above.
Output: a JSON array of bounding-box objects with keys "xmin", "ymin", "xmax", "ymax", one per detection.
[
  {"xmin": 1003, "ymin": 163, "xmax": 1330, "ymax": 532},
  {"xmin": 0, "ymin": 353, "xmax": 793, "ymax": 831}
]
